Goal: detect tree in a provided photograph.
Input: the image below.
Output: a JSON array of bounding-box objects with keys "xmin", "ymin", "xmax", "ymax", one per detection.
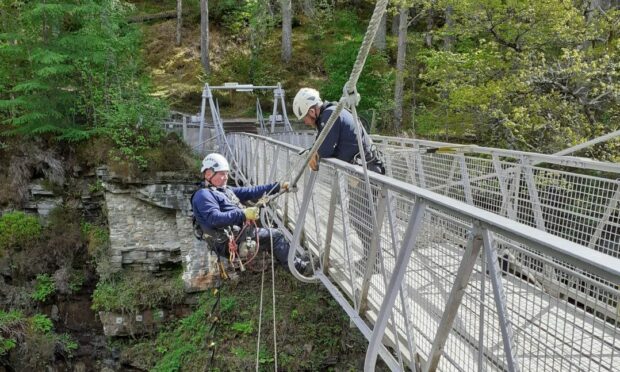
[
  {"xmin": 200, "ymin": 0, "xmax": 210, "ymax": 74},
  {"xmin": 393, "ymin": 6, "xmax": 409, "ymax": 131},
  {"xmin": 0, "ymin": 0, "xmax": 167, "ymax": 165},
  {"xmin": 176, "ymin": 0, "xmax": 182, "ymax": 46},
  {"xmin": 373, "ymin": 12, "xmax": 387, "ymax": 51},
  {"xmin": 416, "ymin": 0, "xmax": 619, "ymax": 159},
  {"xmin": 281, "ymin": 0, "xmax": 292, "ymax": 63}
]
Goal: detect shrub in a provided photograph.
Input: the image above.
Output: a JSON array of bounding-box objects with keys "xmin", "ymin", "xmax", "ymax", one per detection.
[
  {"xmin": 30, "ymin": 314, "xmax": 53, "ymax": 334},
  {"xmin": 0, "ymin": 310, "xmax": 26, "ymax": 355},
  {"xmin": 0, "ymin": 211, "xmax": 41, "ymax": 254},
  {"xmin": 91, "ymin": 270, "xmax": 185, "ymax": 313},
  {"xmin": 31, "ymin": 274, "xmax": 56, "ymax": 302}
]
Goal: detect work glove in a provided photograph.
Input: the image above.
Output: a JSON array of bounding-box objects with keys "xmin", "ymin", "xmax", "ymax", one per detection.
[
  {"xmin": 280, "ymin": 181, "xmax": 290, "ymax": 192},
  {"xmin": 308, "ymin": 152, "xmax": 320, "ymax": 171},
  {"xmin": 243, "ymin": 207, "xmax": 260, "ymax": 221}
]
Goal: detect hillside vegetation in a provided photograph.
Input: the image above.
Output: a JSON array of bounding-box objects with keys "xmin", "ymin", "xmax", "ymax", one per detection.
[{"xmin": 0, "ymin": 0, "xmax": 618, "ymax": 369}]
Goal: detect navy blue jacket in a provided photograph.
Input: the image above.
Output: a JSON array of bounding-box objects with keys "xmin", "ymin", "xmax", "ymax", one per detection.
[
  {"xmin": 192, "ymin": 182, "xmax": 280, "ymax": 231},
  {"xmin": 315, "ymin": 102, "xmax": 372, "ymax": 163}
]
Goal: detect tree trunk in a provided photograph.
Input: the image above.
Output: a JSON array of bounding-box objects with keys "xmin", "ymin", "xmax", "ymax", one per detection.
[
  {"xmin": 200, "ymin": 0, "xmax": 210, "ymax": 74},
  {"xmin": 281, "ymin": 0, "xmax": 292, "ymax": 63},
  {"xmin": 302, "ymin": 0, "xmax": 314, "ymax": 17},
  {"xmin": 425, "ymin": 6, "xmax": 434, "ymax": 47},
  {"xmin": 391, "ymin": 13, "xmax": 399, "ymax": 36},
  {"xmin": 393, "ymin": 7, "xmax": 408, "ymax": 133},
  {"xmin": 373, "ymin": 12, "xmax": 386, "ymax": 51},
  {"xmin": 443, "ymin": 4, "xmax": 454, "ymax": 51},
  {"xmin": 176, "ymin": 0, "xmax": 182, "ymax": 46}
]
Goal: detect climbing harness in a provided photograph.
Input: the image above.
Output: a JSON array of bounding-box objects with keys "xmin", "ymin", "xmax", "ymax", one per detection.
[{"xmin": 226, "ymin": 220, "xmax": 261, "ymax": 271}]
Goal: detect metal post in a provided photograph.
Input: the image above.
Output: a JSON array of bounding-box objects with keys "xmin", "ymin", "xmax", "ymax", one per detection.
[
  {"xmin": 198, "ymin": 84, "xmax": 209, "ymax": 154},
  {"xmin": 322, "ymin": 172, "xmax": 339, "ymax": 272},
  {"xmin": 588, "ymin": 184, "xmax": 620, "ymax": 250},
  {"xmin": 365, "ymin": 200, "xmax": 427, "ymax": 371},
  {"xmin": 278, "ymin": 83, "xmax": 293, "ymax": 132},
  {"xmin": 493, "ymin": 154, "xmax": 517, "ymax": 220},
  {"xmin": 287, "ymin": 171, "xmax": 319, "ymax": 283},
  {"xmin": 459, "ymin": 154, "xmax": 474, "ymax": 205},
  {"xmin": 523, "ymin": 164, "xmax": 546, "ymax": 231},
  {"xmin": 477, "ymin": 244, "xmax": 486, "ymax": 372},
  {"xmin": 359, "ymin": 190, "xmax": 388, "ymax": 314},
  {"xmin": 482, "ymin": 229, "xmax": 521, "ymax": 372},
  {"xmin": 423, "ymin": 227, "xmax": 483, "ymax": 372},
  {"xmin": 384, "ymin": 189, "xmax": 418, "ymax": 372}
]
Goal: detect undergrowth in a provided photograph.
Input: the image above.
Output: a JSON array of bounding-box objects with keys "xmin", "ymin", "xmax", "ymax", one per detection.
[
  {"xmin": 91, "ymin": 269, "xmax": 185, "ymax": 313},
  {"xmin": 122, "ymin": 267, "xmax": 379, "ymax": 371}
]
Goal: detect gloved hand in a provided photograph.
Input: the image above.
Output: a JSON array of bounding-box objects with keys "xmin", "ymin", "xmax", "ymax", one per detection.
[
  {"xmin": 243, "ymin": 207, "xmax": 260, "ymax": 221},
  {"xmin": 280, "ymin": 181, "xmax": 297, "ymax": 193},
  {"xmin": 309, "ymin": 152, "xmax": 320, "ymax": 171}
]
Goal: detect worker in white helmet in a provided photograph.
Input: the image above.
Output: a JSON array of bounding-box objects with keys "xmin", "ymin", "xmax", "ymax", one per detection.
[
  {"xmin": 292, "ymin": 87, "xmax": 385, "ymax": 174},
  {"xmin": 294, "ymin": 88, "xmax": 386, "ymax": 275},
  {"xmin": 191, "ymin": 153, "xmax": 314, "ymax": 274}
]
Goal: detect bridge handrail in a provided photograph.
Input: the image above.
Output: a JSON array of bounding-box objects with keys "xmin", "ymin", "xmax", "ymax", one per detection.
[
  {"xmin": 229, "ymin": 132, "xmax": 620, "ymax": 284},
  {"xmin": 227, "ymin": 132, "xmax": 620, "ymax": 371}
]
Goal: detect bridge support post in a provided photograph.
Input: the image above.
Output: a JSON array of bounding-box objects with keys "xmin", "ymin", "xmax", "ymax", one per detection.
[
  {"xmin": 365, "ymin": 199, "xmax": 427, "ymax": 372},
  {"xmin": 423, "ymin": 226, "xmax": 483, "ymax": 372},
  {"xmin": 483, "ymin": 229, "xmax": 521, "ymax": 372}
]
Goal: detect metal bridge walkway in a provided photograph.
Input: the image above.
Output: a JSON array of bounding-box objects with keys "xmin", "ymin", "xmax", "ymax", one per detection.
[{"xmin": 209, "ymin": 130, "xmax": 620, "ymax": 372}]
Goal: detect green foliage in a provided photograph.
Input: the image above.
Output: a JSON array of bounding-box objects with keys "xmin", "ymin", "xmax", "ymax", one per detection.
[
  {"xmin": 30, "ymin": 314, "xmax": 53, "ymax": 334},
  {"xmin": 0, "ymin": 211, "xmax": 42, "ymax": 254},
  {"xmin": 415, "ymin": 0, "xmax": 620, "ymax": 158},
  {"xmin": 91, "ymin": 270, "xmax": 185, "ymax": 313},
  {"xmin": 68, "ymin": 270, "xmax": 85, "ymax": 293},
  {"xmin": 0, "ymin": 310, "xmax": 25, "ymax": 355},
  {"xmin": 118, "ymin": 267, "xmax": 373, "ymax": 371},
  {"xmin": 320, "ymin": 11, "xmax": 394, "ymax": 114},
  {"xmin": 0, "ymin": 310, "xmax": 26, "ymax": 355},
  {"xmin": 230, "ymin": 320, "xmax": 253, "ymax": 335},
  {"xmin": 0, "ymin": 338, "xmax": 16, "ymax": 355},
  {"xmin": 0, "ymin": 309, "xmax": 77, "ymax": 365},
  {"xmin": 0, "ymin": 0, "xmax": 168, "ymax": 168},
  {"xmin": 57, "ymin": 333, "xmax": 78, "ymax": 358},
  {"xmin": 31, "ymin": 274, "xmax": 56, "ymax": 302},
  {"xmin": 150, "ymin": 294, "xmax": 215, "ymax": 372}
]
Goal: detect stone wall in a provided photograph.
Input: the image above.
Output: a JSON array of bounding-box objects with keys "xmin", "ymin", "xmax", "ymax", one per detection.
[
  {"xmin": 101, "ymin": 170, "xmax": 217, "ymax": 292},
  {"xmin": 105, "ymin": 192, "xmax": 185, "ymax": 272}
]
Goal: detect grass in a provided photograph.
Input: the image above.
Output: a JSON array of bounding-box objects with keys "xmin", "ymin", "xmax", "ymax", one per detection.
[{"xmin": 122, "ymin": 266, "xmax": 385, "ymax": 371}]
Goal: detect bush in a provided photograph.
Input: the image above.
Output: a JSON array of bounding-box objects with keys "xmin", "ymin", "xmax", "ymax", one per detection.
[
  {"xmin": 31, "ymin": 274, "xmax": 56, "ymax": 302},
  {"xmin": 30, "ymin": 314, "xmax": 53, "ymax": 334},
  {"xmin": 0, "ymin": 310, "xmax": 26, "ymax": 355},
  {"xmin": 320, "ymin": 11, "xmax": 394, "ymax": 114},
  {"xmin": 91, "ymin": 270, "xmax": 185, "ymax": 313},
  {"xmin": 0, "ymin": 211, "xmax": 41, "ymax": 254}
]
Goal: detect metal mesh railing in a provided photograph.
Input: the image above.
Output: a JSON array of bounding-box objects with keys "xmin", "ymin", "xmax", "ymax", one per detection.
[
  {"xmin": 269, "ymin": 132, "xmax": 620, "ymax": 259},
  {"xmin": 227, "ymin": 132, "xmax": 620, "ymax": 371}
]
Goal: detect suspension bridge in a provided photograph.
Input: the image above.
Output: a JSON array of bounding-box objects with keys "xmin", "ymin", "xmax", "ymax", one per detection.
[{"xmin": 163, "ymin": 2, "xmax": 620, "ymax": 370}]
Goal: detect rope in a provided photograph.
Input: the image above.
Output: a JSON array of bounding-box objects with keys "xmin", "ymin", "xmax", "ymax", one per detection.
[
  {"xmin": 255, "ymin": 251, "xmax": 266, "ymax": 371},
  {"xmin": 290, "ymin": 0, "xmax": 390, "ymax": 188},
  {"xmin": 268, "ymin": 217, "xmax": 278, "ymax": 371},
  {"xmin": 254, "ymin": 216, "xmax": 279, "ymax": 371}
]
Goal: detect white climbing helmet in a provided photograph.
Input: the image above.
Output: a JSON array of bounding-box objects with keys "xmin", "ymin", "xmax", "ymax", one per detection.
[
  {"xmin": 201, "ymin": 153, "xmax": 230, "ymax": 173},
  {"xmin": 292, "ymin": 87, "xmax": 322, "ymax": 120}
]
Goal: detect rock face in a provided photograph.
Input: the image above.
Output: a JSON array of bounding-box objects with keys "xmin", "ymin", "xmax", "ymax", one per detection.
[
  {"xmin": 98, "ymin": 307, "xmax": 192, "ymax": 337},
  {"xmin": 99, "ymin": 167, "xmax": 217, "ymax": 292}
]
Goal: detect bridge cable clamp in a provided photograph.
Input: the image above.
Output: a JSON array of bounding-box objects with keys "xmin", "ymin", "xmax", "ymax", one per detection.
[{"xmin": 342, "ymin": 84, "xmax": 361, "ymax": 109}]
